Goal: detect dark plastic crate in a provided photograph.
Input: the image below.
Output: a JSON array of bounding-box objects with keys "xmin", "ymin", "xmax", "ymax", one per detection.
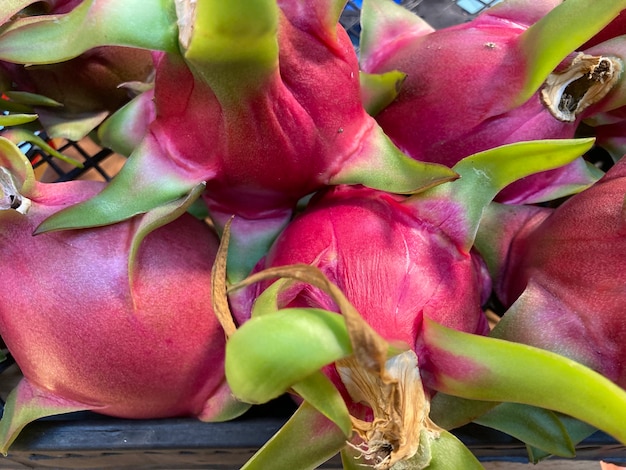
[{"xmin": 1, "ymin": 404, "xmax": 624, "ymax": 469}]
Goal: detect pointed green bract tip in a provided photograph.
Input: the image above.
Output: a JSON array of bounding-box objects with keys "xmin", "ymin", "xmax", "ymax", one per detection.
[
  {"xmin": 451, "ymin": 138, "xmax": 595, "ymax": 183},
  {"xmin": 0, "ymin": 114, "xmax": 38, "ymax": 127},
  {"xmin": 0, "ymin": 0, "xmax": 179, "ymax": 64},
  {"xmin": 422, "ymin": 317, "xmax": 626, "ymax": 446},
  {"xmin": 127, "ymin": 183, "xmax": 206, "ymax": 283},
  {"xmin": 34, "ymin": 178, "xmax": 194, "ymax": 235},
  {"xmin": 331, "ymin": 124, "xmax": 458, "ymax": 194},
  {"xmin": 3, "ymin": 91, "xmax": 63, "ymax": 108},
  {"xmin": 36, "ymin": 109, "xmax": 110, "ymax": 142},
  {"xmin": 417, "ymin": 138, "xmax": 595, "ymax": 251},
  {"xmin": 516, "ymin": 0, "xmax": 626, "ymax": 105},
  {"xmin": 97, "ymin": 90, "xmax": 155, "ymax": 157},
  {"xmin": 360, "ymin": 70, "xmax": 407, "ymax": 116},
  {"xmin": 0, "ymin": 380, "xmax": 94, "ymax": 455},
  {"xmin": 34, "ymin": 136, "xmax": 198, "ymax": 234}
]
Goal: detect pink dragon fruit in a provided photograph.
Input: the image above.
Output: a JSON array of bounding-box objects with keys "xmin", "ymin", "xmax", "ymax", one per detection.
[
  {"xmin": 0, "ymin": 137, "xmax": 247, "ymax": 453},
  {"xmin": 223, "ymin": 177, "xmax": 495, "ymax": 468},
  {"xmin": 242, "ymin": 183, "xmax": 491, "ymax": 355},
  {"xmin": 223, "ymin": 138, "xmax": 626, "ymax": 468},
  {"xmin": 476, "ymin": 157, "xmax": 626, "ymax": 388},
  {"xmin": 0, "ymin": 0, "xmax": 455, "ymax": 282},
  {"xmin": 359, "ymin": 0, "xmax": 626, "ymax": 203},
  {"xmin": 435, "ymin": 155, "xmax": 626, "ymax": 460}
]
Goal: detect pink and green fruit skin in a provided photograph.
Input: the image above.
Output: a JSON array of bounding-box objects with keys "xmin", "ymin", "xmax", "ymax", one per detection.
[
  {"xmin": 155, "ymin": 9, "xmax": 416, "ymax": 217},
  {"xmin": 492, "ymin": 158, "xmax": 626, "ymax": 388},
  {"xmin": 0, "ymin": 179, "xmax": 231, "ymax": 420},
  {"xmin": 359, "ymin": 0, "xmax": 621, "ymax": 203},
  {"xmin": 364, "ymin": 24, "xmax": 561, "ymax": 167},
  {"xmin": 240, "ymin": 185, "xmax": 491, "ymax": 376}
]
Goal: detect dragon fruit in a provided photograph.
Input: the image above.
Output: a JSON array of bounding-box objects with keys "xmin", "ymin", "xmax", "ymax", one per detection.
[
  {"xmin": 359, "ymin": 0, "xmax": 626, "ymax": 203},
  {"xmin": 242, "ymin": 183, "xmax": 491, "ymax": 352},
  {"xmin": 0, "ymin": 0, "xmax": 456, "ymax": 282},
  {"xmin": 237, "ymin": 183, "xmax": 492, "ymax": 464},
  {"xmin": 476, "ymin": 157, "xmax": 626, "ymax": 389},
  {"xmin": 220, "ymin": 138, "xmax": 626, "ymax": 468},
  {"xmin": 0, "ymin": 137, "xmax": 247, "ymax": 453},
  {"xmin": 430, "ymin": 153, "xmax": 626, "ymax": 460}
]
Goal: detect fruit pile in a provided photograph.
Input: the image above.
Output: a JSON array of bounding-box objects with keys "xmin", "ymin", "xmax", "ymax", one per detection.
[{"xmin": 1, "ymin": 0, "xmax": 626, "ymax": 468}]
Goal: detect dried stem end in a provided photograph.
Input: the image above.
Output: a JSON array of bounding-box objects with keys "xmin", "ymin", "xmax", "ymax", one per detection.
[
  {"xmin": 541, "ymin": 53, "xmax": 622, "ymax": 123},
  {"xmin": 0, "ymin": 167, "xmax": 29, "ymax": 214},
  {"xmin": 338, "ymin": 350, "xmax": 441, "ymax": 470},
  {"xmin": 211, "ymin": 217, "xmax": 238, "ymax": 338}
]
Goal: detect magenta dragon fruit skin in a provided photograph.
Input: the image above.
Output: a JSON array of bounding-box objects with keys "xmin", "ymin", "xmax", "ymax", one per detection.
[
  {"xmin": 222, "ymin": 137, "xmax": 626, "ymax": 468},
  {"xmin": 228, "ymin": 183, "xmax": 492, "ymax": 464},
  {"xmin": 359, "ymin": 0, "xmax": 626, "ymax": 203},
  {"xmin": 148, "ymin": 15, "xmax": 381, "ymax": 220},
  {"xmin": 16, "ymin": 0, "xmax": 454, "ymax": 283},
  {"xmin": 0, "ymin": 152, "xmax": 242, "ymax": 427},
  {"xmin": 361, "ymin": 8, "xmax": 544, "ymax": 169},
  {"xmin": 230, "ymin": 136, "xmax": 597, "ymax": 403},
  {"xmin": 481, "ymin": 158, "xmax": 626, "ymax": 388},
  {"xmin": 240, "ymin": 184, "xmax": 491, "ymax": 380}
]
